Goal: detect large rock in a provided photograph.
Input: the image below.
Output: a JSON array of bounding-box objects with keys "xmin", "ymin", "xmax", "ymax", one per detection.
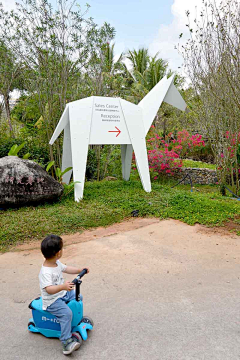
[{"xmin": 0, "ymin": 156, "xmax": 64, "ymax": 206}]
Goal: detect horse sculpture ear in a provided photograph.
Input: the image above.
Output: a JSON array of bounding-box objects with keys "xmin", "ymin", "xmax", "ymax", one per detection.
[
  {"xmin": 163, "ymin": 81, "xmax": 186, "ymax": 112},
  {"xmin": 138, "ymin": 75, "xmax": 187, "ymax": 136},
  {"xmin": 49, "ymin": 105, "xmax": 69, "ymax": 145}
]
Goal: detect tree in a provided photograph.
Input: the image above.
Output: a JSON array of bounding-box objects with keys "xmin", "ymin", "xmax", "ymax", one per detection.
[
  {"xmin": 0, "ymin": 41, "xmax": 22, "ymax": 136},
  {"xmin": 127, "ymin": 48, "xmax": 149, "ymax": 75},
  {"xmin": 179, "ymin": 0, "xmax": 240, "ymax": 192},
  {"xmin": 11, "ymin": 94, "xmax": 41, "ymax": 126},
  {"xmin": 84, "ymin": 39, "xmax": 128, "ymax": 180},
  {"xmin": 126, "ymin": 48, "xmax": 185, "ymax": 137},
  {"xmin": 0, "ymin": 0, "xmax": 115, "ymax": 166},
  {"xmin": 84, "ymin": 28, "xmax": 125, "ymax": 98},
  {"xmin": 127, "ymin": 51, "xmax": 169, "ymax": 102}
]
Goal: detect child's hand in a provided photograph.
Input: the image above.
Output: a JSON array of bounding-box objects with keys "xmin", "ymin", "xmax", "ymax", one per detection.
[{"xmin": 63, "ymin": 281, "xmax": 75, "ymax": 291}]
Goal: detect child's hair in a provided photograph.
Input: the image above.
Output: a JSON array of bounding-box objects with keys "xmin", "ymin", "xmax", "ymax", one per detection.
[{"xmin": 41, "ymin": 234, "xmax": 63, "ymax": 259}]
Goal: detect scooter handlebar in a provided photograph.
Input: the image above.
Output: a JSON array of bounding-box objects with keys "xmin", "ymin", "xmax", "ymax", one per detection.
[{"xmin": 72, "ymin": 268, "xmax": 88, "ymax": 284}]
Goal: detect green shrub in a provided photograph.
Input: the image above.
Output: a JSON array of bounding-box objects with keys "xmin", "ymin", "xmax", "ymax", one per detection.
[
  {"xmin": 11, "ymin": 94, "xmax": 41, "ymax": 126},
  {"xmin": 86, "ymin": 148, "xmax": 97, "ymax": 180},
  {"xmin": 0, "ymin": 135, "xmax": 50, "ymax": 165}
]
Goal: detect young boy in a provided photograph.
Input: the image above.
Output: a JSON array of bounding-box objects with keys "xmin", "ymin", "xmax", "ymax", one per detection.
[{"xmin": 39, "ymin": 234, "xmax": 89, "ymax": 355}]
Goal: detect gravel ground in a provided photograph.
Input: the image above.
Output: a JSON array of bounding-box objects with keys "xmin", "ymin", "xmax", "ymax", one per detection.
[{"xmin": 0, "ymin": 219, "xmax": 240, "ymax": 360}]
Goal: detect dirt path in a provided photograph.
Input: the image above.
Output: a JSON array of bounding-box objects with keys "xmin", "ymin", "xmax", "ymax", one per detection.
[
  {"xmin": 13, "ymin": 217, "xmax": 160, "ymax": 251},
  {"xmin": 1, "ymin": 219, "xmax": 240, "ymax": 360}
]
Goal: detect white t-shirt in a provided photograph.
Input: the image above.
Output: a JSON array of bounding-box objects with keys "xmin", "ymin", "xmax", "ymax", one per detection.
[{"xmin": 39, "ymin": 260, "xmax": 67, "ymax": 310}]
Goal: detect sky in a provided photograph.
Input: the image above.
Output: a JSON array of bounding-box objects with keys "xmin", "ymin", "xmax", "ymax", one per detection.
[{"xmin": 0, "ymin": 0, "xmax": 218, "ymax": 73}]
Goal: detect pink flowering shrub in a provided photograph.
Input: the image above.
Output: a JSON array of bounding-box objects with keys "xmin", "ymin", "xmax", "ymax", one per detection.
[
  {"xmin": 148, "ymin": 148, "xmax": 183, "ymax": 179},
  {"xmin": 173, "ymin": 130, "xmax": 205, "ymax": 157},
  {"xmin": 136, "ymin": 126, "xmax": 207, "ymax": 180},
  {"xmin": 147, "ymin": 128, "xmax": 205, "ymax": 157}
]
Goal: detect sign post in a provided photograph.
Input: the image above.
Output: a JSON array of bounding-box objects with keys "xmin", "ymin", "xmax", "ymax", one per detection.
[{"xmin": 50, "ymin": 75, "xmax": 187, "ymax": 201}]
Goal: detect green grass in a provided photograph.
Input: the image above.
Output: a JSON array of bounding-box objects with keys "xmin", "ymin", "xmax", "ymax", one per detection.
[
  {"xmin": 182, "ymin": 159, "xmax": 216, "ymax": 170},
  {"xmin": 1, "ymin": 180, "xmax": 239, "ymax": 252}
]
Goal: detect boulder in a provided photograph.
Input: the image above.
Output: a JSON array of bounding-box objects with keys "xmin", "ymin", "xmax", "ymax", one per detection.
[{"xmin": 0, "ymin": 156, "xmax": 64, "ymax": 206}]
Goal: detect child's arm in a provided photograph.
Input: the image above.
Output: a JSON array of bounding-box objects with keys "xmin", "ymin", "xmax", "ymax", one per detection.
[
  {"xmin": 63, "ymin": 266, "xmax": 89, "ymax": 275},
  {"xmin": 45, "ymin": 281, "xmax": 74, "ymax": 294}
]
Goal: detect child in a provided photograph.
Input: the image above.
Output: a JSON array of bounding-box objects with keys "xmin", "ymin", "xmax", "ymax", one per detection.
[{"xmin": 39, "ymin": 234, "xmax": 89, "ymax": 355}]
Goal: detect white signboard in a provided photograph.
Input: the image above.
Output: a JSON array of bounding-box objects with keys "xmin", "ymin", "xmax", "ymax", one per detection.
[
  {"xmin": 90, "ymin": 97, "xmax": 131, "ymax": 145},
  {"xmin": 50, "ymin": 75, "xmax": 187, "ymax": 201}
]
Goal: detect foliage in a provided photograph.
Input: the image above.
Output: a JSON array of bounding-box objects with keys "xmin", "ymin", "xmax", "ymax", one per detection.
[
  {"xmin": 216, "ymin": 130, "xmax": 240, "ymax": 188},
  {"xmin": 0, "ymin": 1, "xmax": 191, "ymax": 181},
  {"xmin": 84, "ymin": 41, "xmax": 127, "ymax": 180},
  {"xmin": 0, "ymin": 136, "xmax": 20, "ymax": 158},
  {"xmin": 127, "ymin": 48, "xmax": 149, "ymax": 75},
  {"xmin": 1, "ymin": 180, "xmax": 240, "ymax": 252},
  {"xmin": 126, "ymin": 48, "xmax": 170, "ymax": 103},
  {"xmin": 46, "ymin": 161, "xmax": 55, "ymax": 173},
  {"xmin": 143, "ymin": 126, "xmax": 208, "ymax": 179},
  {"xmin": 147, "ymin": 148, "xmax": 183, "ymax": 179},
  {"xmin": 8, "ymin": 142, "xmax": 30, "ymax": 159},
  {"xmin": 0, "ymin": 0, "xmax": 218, "ymax": 188},
  {"xmin": 11, "ymin": 95, "xmax": 41, "ymax": 126},
  {"xmin": 0, "ymin": 130, "xmax": 51, "ymax": 166},
  {"xmin": 99, "ymin": 145, "xmax": 122, "ymax": 179},
  {"xmin": 0, "ymin": 0, "xmax": 116, "ymax": 167},
  {"xmin": 86, "ymin": 148, "xmax": 97, "ymax": 180},
  {"xmin": 169, "ymin": 129, "xmax": 205, "ymax": 157},
  {"xmin": 87, "ymin": 41, "xmax": 126, "ymax": 98},
  {"xmin": 45, "ymin": 160, "xmax": 72, "ymax": 183},
  {"xmin": 179, "ymin": 0, "xmax": 240, "ymax": 192},
  {"xmin": 85, "ymin": 146, "xmax": 122, "ymax": 181},
  {"xmin": 0, "ymin": 40, "xmax": 23, "ymax": 134},
  {"xmin": 126, "ymin": 48, "xmax": 187, "ymax": 137}
]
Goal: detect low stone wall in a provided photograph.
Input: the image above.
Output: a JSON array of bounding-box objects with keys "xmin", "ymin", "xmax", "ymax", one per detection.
[{"xmin": 175, "ymin": 167, "xmax": 218, "ymax": 185}]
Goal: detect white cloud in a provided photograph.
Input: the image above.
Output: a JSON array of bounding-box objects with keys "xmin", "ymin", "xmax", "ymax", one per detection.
[
  {"xmin": 149, "ymin": 0, "xmax": 225, "ymax": 73},
  {"xmin": 1, "ymin": 0, "xmax": 17, "ymax": 10}
]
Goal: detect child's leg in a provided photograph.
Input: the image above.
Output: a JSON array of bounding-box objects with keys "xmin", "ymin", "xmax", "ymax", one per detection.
[
  {"xmin": 62, "ymin": 290, "xmax": 83, "ymax": 302},
  {"xmin": 46, "ymin": 298, "xmax": 73, "ymax": 343}
]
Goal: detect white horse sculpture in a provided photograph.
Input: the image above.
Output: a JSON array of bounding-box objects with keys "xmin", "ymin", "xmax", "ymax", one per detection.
[{"xmin": 50, "ymin": 75, "xmax": 187, "ymax": 201}]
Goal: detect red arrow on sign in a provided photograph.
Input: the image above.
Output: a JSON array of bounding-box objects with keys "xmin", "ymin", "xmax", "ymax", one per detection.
[{"xmin": 108, "ymin": 126, "xmax": 121, "ymax": 137}]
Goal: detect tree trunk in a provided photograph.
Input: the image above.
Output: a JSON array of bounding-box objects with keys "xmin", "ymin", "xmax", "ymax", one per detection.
[
  {"xmin": 163, "ymin": 117, "xmax": 167, "ymax": 139},
  {"xmin": 102, "ymin": 145, "xmax": 114, "ymax": 178},
  {"xmin": 96, "ymin": 145, "xmax": 101, "ymax": 181},
  {"xmin": 4, "ymin": 93, "xmax": 14, "ymax": 137}
]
